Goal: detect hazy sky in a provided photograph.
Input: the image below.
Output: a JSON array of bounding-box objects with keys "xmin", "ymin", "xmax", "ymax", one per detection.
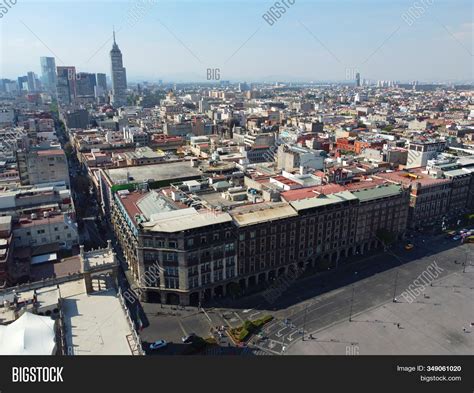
[{"xmin": 0, "ymin": 0, "xmax": 472, "ymax": 82}]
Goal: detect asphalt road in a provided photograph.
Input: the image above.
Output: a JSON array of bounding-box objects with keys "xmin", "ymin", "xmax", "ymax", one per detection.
[{"xmin": 246, "ymin": 235, "xmax": 472, "ymax": 355}]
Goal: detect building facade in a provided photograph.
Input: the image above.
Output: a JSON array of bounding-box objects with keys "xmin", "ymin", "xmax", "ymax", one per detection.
[
  {"xmin": 110, "ymin": 31, "xmax": 128, "ymax": 107},
  {"xmin": 111, "ymin": 184, "xmax": 409, "ymax": 306},
  {"xmin": 40, "ymin": 57, "xmax": 57, "ymax": 93}
]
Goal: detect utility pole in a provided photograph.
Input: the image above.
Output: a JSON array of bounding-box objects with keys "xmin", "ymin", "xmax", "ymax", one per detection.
[
  {"xmin": 302, "ymin": 303, "xmax": 309, "ymax": 341},
  {"xmin": 463, "ymin": 249, "xmax": 468, "ymax": 273},
  {"xmin": 349, "ymin": 285, "xmax": 355, "ymax": 322},
  {"xmin": 392, "ymin": 269, "xmax": 399, "ymax": 302}
]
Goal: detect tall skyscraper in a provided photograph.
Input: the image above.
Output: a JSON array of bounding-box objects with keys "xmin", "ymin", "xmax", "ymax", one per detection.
[
  {"xmin": 40, "ymin": 57, "xmax": 57, "ymax": 93},
  {"xmin": 355, "ymin": 72, "xmax": 361, "ymax": 87},
  {"xmin": 17, "ymin": 76, "xmax": 28, "ymax": 91},
  {"xmin": 97, "ymin": 73, "xmax": 107, "ymax": 91},
  {"xmin": 76, "ymin": 72, "xmax": 97, "ymax": 97},
  {"xmin": 56, "ymin": 66, "xmax": 77, "ymax": 105},
  {"xmin": 95, "ymin": 73, "xmax": 107, "ymax": 97},
  {"xmin": 26, "ymin": 72, "xmax": 40, "ymax": 92},
  {"xmin": 110, "ymin": 30, "xmax": 127, "ymax": 107}
]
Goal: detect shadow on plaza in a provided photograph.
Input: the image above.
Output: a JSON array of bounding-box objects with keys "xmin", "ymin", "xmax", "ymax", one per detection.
[
  {"xmin": 142, "ymin": 340, "xmax": 257, "ymax": 356},
  {"xmin": 204, "ymin": 234, "xmax": 466, "ymax": 312}
]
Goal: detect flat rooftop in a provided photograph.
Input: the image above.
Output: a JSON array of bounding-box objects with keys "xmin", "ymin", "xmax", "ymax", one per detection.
[
  {"xmin": 231, "ymin": 203, "xmax": 298, "ymax": 227},
  {"xmin": 0, "ymin": 277, "xmax": 134, "ymax": 355},
  {"xmin": 290, "ymin": 191, "xmax": 357, "ymax": 211},
  {"xmin": 351, "ymin": 184, "xmax": 403, "ymax": 202},
  {"xmin": 143, "ymin": 207, "xmax": 233, "ymax": 232},
  {"xmin": 60, "ymin": 280, "xmax": 133, "ymax": 355},
  {"xmin": 200, "ymin": 191, "xmax": 247, "ymax": 208},
  {"xmin": 105, "ymin": 161, "xmax": 202, "ymax": 185},
  {"xmin": 377, "ymin": 169, "xmax": 451, "ymax": 187}
]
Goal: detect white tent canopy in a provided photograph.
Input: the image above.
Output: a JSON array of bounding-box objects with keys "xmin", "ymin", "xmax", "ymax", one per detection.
[{"xmin": 0, "ymin": 312, "xmax": 56, "ymax": 355}]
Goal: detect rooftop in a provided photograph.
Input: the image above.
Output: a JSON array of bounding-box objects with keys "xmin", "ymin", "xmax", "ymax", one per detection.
[
  {"xmin": 290, "ymin": 191, "xmax": 358, "ymax": 211},
  {"xmin": 231, "ymin": 203, "xmax": 298, "ymax": 227},
  {"xmin": 142, "ymin": 207, "xmax": 232, "ymax": 232},
  {"xmin": 351, "ymin": 184, "xmax": 403, "ymax": 202},
  {"xmin": 377, "ymin": 169, "xmax": 451, "ymax": 187},
  {"xmin": 105, "ymin": 161, "xmax": 202, "ymax": 185},
  {"xmin": 61, "ymin": 282, "xmax": 133, "ymax": 355}
]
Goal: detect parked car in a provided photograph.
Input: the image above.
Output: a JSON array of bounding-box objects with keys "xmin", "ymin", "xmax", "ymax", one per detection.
[
  {"xmin": 445, "ymin": 231, "xmax": 456, "ymax": 239},
  {"xmin": 453, "ymin": 235, "xmax": 462, "ymax": 241},
  {"xmin": 150, "ymin": 340, "xmax": 167, "ymax": 350},
  {"xmin": 181, "ymin": 334, "xmax": 197, "ymax": 344}
]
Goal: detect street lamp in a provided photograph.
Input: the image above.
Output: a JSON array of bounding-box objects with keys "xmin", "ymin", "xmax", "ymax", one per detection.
[
  {"xmin": 349, "ymin": 285, "xmax": 355, "ymax": 322},
  {"xmin": 392, "ymin": 269, "xmax": 399, "ymax": 302},
  {"xmin": 302, "ymin": 303, "xmax": 309, "ymax": 341}
]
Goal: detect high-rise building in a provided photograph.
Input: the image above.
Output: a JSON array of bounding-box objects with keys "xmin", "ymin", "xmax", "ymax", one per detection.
[
  {"xmin": 95, "ymin": 73, "xmax": 107, "ymax": 97},
  {"xmin": 40, "ymin": 57, "xmax": 57, "ymax": 93},
  {"xmin": 17, "ymin": 147, "xmax": 70, "ymax": 187},
  {"xmin": 26, "ymin": 72, "xmax": 40, "ymax": 92},
  {"xmin": 355, "ymin": 72, "xmax": 361, "ymax": 87},
  {"xmin": 76, "ymin": 72, "xmax": 97, "ymax": 97},
  {"xmin": 110, "ymin": 30, "xmax": 127, "ymax": 107},
  {"xmin": 17, "ymin": 76, "xmax": 28, "ymax": 91},
  {"xmin": 56, "ymin": 66, "xmax": 77, "ymax": 105}
]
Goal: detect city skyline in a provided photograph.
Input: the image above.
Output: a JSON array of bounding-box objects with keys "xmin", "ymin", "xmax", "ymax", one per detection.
[{"xmin": 0, "ymin": 0, "xmax": 472, "ymax": 83}]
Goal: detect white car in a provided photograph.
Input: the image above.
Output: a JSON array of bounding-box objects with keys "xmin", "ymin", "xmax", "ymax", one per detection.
[{"xmin": 150, "ymin": 340, "xmax": 167, "ymax": 350}]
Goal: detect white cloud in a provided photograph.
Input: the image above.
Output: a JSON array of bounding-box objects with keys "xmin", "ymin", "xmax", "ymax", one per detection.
[{"xmin": 452, "ymin": 22, "xmax": 473, "ymax": 42}]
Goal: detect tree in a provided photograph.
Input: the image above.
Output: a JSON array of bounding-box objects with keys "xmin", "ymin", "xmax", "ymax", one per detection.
[
  {"xmin": 64, "ymin": 142, "xmax": 74, "ymax": 157},
  {"xmin": 465, "ymin": 213, "xmax": 474, "ymax": 224},
  {"xmin": 376, "ymin": 228, "xmax": 396, "ymax": 247},
  {"xmin": 74, "ymin": 175, "xmax": 90, "ymax": 195}
]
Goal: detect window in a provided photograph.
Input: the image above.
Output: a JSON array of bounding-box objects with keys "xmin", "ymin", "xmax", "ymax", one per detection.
[
  {"xmin": 189, "ymin": 277, "xmax": 199, "ymax": 289},
  {"xmin": 165, "ymin": 266, "xmax": 179, "ymax": 276},
  {"xmin": 226, "ymin": 268, "xmax": 235, "ymax": 279},
  {"xmin": 187, "ymin": 238, "xmax": 194, "ymax": 247},
  {"xmin": 168, "ymin": 241, "xmax": 177, "ymax": 248},
  {"xmin": 214, "ymin": 271, "xmax": 223, "ymax": 281},
  {"xmin": 144, "ymin": 238, "xmax": 153, "ymax": 247},
  {"xmin": 165, "ymin": 278, "xmax": 178, "ymax": 289}
]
